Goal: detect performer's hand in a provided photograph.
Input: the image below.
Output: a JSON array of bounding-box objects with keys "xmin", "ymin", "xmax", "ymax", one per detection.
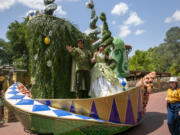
[
  {"xmin": 66, "ymin": 45, "xmax": 72, "ymax": 53},
  {"xmin": 91, "ymin": 58, "xmax": 95, "ymax": 63},
  {"xmin": 179, "ymin": 111, "xmax": 180, "ymax": 116},
  {"xmin": 105, "ymin": 55, "xmax": 109, "ymax": 60}
]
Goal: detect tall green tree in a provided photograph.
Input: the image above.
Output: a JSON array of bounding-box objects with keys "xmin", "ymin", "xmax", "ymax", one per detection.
[
  {"xmin": 128, "ymin": 50, "xmax": 154, "ymax": 71},
  {"xmin": 6, "ymin": 20, "xmax": 28, "ymax": 69},
  {"xmin": 152, "ymin": 27, "xmax": 180, "ymax": 74},
  {"xmin": 0, "ymin": 38, "xmax": 12, "ymax": 65},
  {"xmin": 129, "ymin": 26, "xmax": 180, "ymax": 75}
]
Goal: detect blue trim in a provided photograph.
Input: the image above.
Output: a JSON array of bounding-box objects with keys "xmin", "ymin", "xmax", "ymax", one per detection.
[
  {"xmin": 75, "ymin": 115, "xmax": 91, "ymax": 120},
  {"xmin": 16, "ymin": 99, "xmax": 34, "ymax": 105},
  {"xmin": 8, "ymin": 91, "xmax": 19, "ymax": 95},
  {"xmin": 53, "ymin": 110, "xmax": 73, "ymax": 117},
  {"xmin": 8, "ymin": 95, "xmax": 25, "ymax": 99},
  {"xmin": 9, "ymin": 87, "xmax": 17, "ymax": 90},
  {"xmin": 32, "ymin": 105, "xmax": 51, "ymax": 112}
]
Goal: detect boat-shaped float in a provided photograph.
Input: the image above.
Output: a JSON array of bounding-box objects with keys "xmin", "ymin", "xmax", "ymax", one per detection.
[{"xmin": 5, "ymin": 82, "xmax": 145, "ymax": 135}]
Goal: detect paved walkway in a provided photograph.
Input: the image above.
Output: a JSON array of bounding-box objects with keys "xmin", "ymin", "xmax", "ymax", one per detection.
[
  {"xmin": 122, "ymin": 91, "xmax": 170, "ymax": 135},
  {"xmin": 0, "ymin": 91, "xmax": 170, "ymax": 135}
]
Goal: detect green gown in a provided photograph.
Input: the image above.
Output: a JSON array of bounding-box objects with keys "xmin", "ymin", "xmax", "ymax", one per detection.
[{"xmin": 89, "ymin": 52, "xmax": 123, "ymax": 98}]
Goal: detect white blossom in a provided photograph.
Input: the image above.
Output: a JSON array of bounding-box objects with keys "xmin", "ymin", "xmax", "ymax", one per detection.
[
  {"xmin": 47, "ymin": 60, "xmax": 52, "ymax": 67},
  {"xmin": 34, "ymin": 54, "xmax": 38, "ymax": 60},
  {"xmin": 31, "ymin": 77, "xmax": 35, "ymax": 85}
]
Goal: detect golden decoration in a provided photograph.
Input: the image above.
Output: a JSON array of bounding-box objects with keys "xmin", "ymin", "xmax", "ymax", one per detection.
[
  {"xmin": 44, "ymin": 37, "xmax": 50, "ymax": 45},
  {"xmin": 0, "ymin": 76, "xmax": 5, "ymax": 81}
]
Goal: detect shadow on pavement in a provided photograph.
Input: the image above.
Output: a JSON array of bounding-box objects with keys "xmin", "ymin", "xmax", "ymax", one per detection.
[
  {"xmin": 0, "ymin": 123, "xmax": 7, "ymax": 128},
  {"xmin": 117, "ymin": 112, "xmax": 167, "ymax": 135}
]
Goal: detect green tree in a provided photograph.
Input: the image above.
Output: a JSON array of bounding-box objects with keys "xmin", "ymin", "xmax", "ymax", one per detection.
[
  {"xmin": 0, "ymin": 38, "xmax": 12, "ymax": 65},
  {"xmin": 128, "ymin": 50, "xmax": 154, "ymax": 71},
  {"xmin": 169, "ymin": 63, "xmax": 180, "ymax": 76},
  {"xmin": 129, "ymin": 26, "xmax": 180, "ymax": 75},
  {"xmin": 152, "ymin": 27, "xmax": 180, "ymax": 73},
  {"xmin": 6, "ymin": 20, "xmax": 28, "ymax": 69}
]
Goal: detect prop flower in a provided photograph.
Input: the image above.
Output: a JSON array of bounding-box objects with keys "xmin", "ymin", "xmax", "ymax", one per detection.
[
  {"xmin": 31, "ymin": 77, "xmax": 35, "ymax": 85},
  {"xmin": 34, "ymin": 54, "xmax": 38, "ymax": 60},
  {"xmin": 18, "ymin": 83, "xmax": 32, "ymax": 98},
  {"xmin": 47, "ymin": 60, "xmax": 52, "ymax": 67}
]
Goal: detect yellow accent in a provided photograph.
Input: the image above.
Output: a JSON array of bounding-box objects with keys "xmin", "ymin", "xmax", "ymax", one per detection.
[
  {"xmin": 74, "ymin": 100, "xmax": 93, "ymax": 115},
  {"xmin": 37, "ymin": 87, "xmax": 143, "ymax": 124},
  {"xmin": 13, "ymin": 72, "xmax": 17, "ymax": 82},
  {"xmin": 51, "ymin": 100, "xmax": 72, "ymax": 111},
  {"xmin": 44, "ymin": 37, "xmax": 50, "ymax": 45},
  {"xmin": 129, "ymin": 88, "xmax": 139, "ymax": 123},
  {"xmin": 95, "ymin": 96, "xmax": 114, "ymax": 121},
  {"xmin": 115, "ymin": 92, "xmax": 128, "ymax": 123},
  {"xmin": 0, "ymin": 76, "xmax": 5, "ymax": 81},
  {"xmin": 167, "ymin": 88, "xmax": 180, "ymax": 103}
]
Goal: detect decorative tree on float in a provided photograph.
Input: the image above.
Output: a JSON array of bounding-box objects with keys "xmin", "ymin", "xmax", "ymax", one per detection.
[
  {"xmin": 99, "ymin": 12, "xmax": 114, "ymax": 56},
  {"xmin": 86, "ymin": 0, "xmax": 100, "ymax": 41},
  {"xmin": 99, "ymin": 12, "xmax": 129, "ymax": 77},
  {"xmin": 26, "ymin": 0, "xmax": 89, "ymax": 99}
]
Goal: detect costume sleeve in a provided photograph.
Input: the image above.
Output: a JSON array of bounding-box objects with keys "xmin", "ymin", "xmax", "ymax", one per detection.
[{"xmin": 71, "ymin": 48, "xmax": 80, "ymax": 57}]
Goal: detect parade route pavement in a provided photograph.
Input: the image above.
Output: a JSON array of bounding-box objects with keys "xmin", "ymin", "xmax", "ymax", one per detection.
[
  {"xmin": 122, "ymin": 90, "xmax": 170, "ymax": 135},
  {"xmin": 0, "ymin": 91, "xmax": 170, "ymax": 135}
]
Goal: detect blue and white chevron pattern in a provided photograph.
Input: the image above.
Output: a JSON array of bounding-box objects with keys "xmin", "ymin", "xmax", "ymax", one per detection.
[
  {"xmin": 118, "ymin": 78, "xmax": 128, "ymax": 91},
  {"xmin": 5, "ymin": 83, "xmax": 104, "ymax": 122}
]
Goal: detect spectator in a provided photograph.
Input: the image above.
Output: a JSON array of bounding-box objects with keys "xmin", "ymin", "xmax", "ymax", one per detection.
[{"xmin": 166, "ymin": 77, "xmax": 180, "ymax": 135}]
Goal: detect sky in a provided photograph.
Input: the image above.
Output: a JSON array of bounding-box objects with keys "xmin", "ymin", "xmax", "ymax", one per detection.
[{"xmin": 0, "ymin": 0, "xmax": 180, "ymax": 56}]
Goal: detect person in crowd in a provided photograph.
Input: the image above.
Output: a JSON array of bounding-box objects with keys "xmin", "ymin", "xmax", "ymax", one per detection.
[{"xmin": 166, "ymin": 77, "xmax": 180, "ymax": 135}]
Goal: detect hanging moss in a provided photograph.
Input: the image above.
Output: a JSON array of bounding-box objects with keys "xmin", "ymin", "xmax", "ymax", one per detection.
[
  {"xmin": 26, "ymin": 15, "xmax": 90, "ymax": 99},
  {"xmin": 100, "ymin": 12, "xmax": 114, "ymax": 55}
]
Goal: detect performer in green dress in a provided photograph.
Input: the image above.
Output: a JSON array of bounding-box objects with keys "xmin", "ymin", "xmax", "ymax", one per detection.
[
  {"xmin": 66, "ymin": 39, "xmax": 92, "ymax": 98},
  {"xmin": 89, "ymin": 45, "xmax": 124, "ymax": 98}
]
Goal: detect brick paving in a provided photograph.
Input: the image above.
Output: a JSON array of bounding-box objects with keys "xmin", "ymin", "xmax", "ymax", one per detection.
[{"xmin": 0, "ymin": 91, "xmax": 170, "ymax": 135}]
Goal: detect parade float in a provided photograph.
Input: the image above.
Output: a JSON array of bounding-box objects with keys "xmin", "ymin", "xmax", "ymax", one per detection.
[{"xmin": 4, "ymin": 0, "xmax": 156, "ymax": 134}]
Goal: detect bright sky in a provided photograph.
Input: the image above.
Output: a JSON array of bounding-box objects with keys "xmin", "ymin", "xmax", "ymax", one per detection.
[{"xmin": 0, "ymin": 0, "xmax": 180, "ymax": 56}]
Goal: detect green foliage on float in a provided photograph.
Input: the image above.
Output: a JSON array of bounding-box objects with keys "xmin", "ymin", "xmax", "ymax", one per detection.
[
  {"xmin": 26, "ymin": 15, "xmax": 90, "ymax": 99},
  {"xmin": 100, "ymin": 12, "xmax": 114, "ymax": 55}
]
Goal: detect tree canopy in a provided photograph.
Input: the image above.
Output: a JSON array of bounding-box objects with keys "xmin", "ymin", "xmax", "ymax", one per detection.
[
  {"xmin": 0, "ymin": 38, "xmax": 11, "ymax": 65},
  {"xmin": 0, "ymin": 20, "xmax": 29, "ymax": 68},
  {"xmin": 129, "ymin": 26, "xmax": 180, "ymax": 76}
]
